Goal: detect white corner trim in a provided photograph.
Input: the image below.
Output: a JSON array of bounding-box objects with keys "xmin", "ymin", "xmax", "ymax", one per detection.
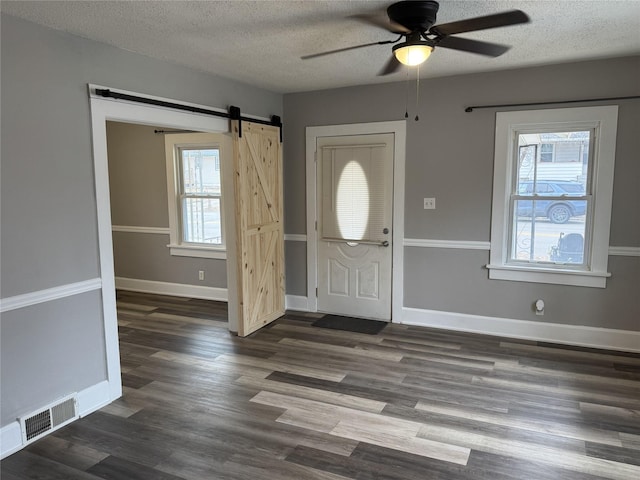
[
  {"xmin": 112, "ymin": 225, "xmax": 170, "ymax": 235},
  {"xmin": 285, "ymin": 295, "xmax": 310, "ymax": 311},
  {"xmin": 609, "ymin": 246, "xmax": 640, "ymax": 257},
  {"xmin": 0, "ymin": 278, "xmax": 102, "ymax": 313},
  {"xmin": 404, "ymin": 238, "xmax": 491, "ymax": 250},
  {"xmin": 400, "ymin": 307, "xmax": 640, "ymax": 353},
  {"xmin": 284, "ymin": 234, "xmax": 307, "ymax": 242},
  {"xmin": 1, "ymin": 379, "xmax": 113, "ymax": 460},
  {"xmin": 115, "ymin": 277, "xmax": 228, "ymax": 302}
]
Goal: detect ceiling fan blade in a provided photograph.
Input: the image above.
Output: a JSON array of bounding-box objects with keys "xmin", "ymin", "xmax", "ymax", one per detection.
[
  {"xmin": 351, "ymin": 13, "xmax": 410, "ymax": 34},
  {"xmin": 378, "ymin": 55, "xmax": 402, "ymax": 76},
  {"xmin": 436, "ymin": 36, "xmax": 510, "ymax": 57},
  {"xmin": 301, "ymin": 40, "xmax": 395, "ymax": 60},
  {"xmin": 431, "ymin": 10, "xmax": 530, "ymax": 36}
]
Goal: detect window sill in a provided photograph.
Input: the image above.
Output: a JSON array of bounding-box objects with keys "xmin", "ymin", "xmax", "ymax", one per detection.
[
  {"xmin": 168, "ymin": 244, "xmax": 226, "ymax": 260},
  {"xmin": 486, "ymin": 264, "xmax": 610, "ymax": 288}
]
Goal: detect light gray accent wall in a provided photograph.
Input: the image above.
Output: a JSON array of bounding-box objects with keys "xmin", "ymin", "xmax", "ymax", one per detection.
[
  {"xmin": 113, "ymin": 232, "xmax": 227, "ymax": 288},
  {"xmin": 0, "ymin": 290, "xmax": 106, "ymax": 426},
  {"xmin": 1, "ymin": 13, "xmax": 281, "ymax": 299},
  {"xmin": 404, "ymin": 248, "xmax": 640, "ymax": 330},
  {"xmin": 1, "ymin": 17, "xmax": 101, "ymax": 297},
  {"xmin": 107, "ymin": 122, "xmax": 169, "ymax": 228},
  {"xmin": 609, "ymin": 98, "xmax": 640, "ymax": 247},
  {"xmin": 283, "ymin": 55, "xmax": 640, "ymax": 331},
  {"xmin": 107, "ymin": 122, "xmax": 227, "ymax": 288},
  {"xmin": 1, "ymin": 14, "xmax": 281, "ymax": 429},
  {"xmin": 284, "ymin": 240, "xmax": 307, "ymax": 296}
]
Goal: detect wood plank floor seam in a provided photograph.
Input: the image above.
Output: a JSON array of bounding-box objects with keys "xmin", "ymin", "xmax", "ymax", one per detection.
[{"xmin": 2, "ymin": 290, "xmax": 639, "ymax": 480}]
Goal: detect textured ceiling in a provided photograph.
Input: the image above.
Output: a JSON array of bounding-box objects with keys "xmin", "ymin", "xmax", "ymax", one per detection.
[{"xmin": 3, "ymin": 0, "xmax": 640, "ymax": 93}]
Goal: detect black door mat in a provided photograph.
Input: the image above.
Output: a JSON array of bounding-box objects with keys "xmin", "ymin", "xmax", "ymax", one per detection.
[{"xmin": 311, "ymin": 314, "xmax": 387, "ymax": 335}]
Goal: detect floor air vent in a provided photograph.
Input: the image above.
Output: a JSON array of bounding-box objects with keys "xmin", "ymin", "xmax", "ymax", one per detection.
[{"xmin": 19, "ymin": 394, "xmax": 78, "ymax": 445}]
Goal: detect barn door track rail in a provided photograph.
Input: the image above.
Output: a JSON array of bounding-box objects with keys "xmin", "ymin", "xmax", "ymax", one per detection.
[{"xmin": 95, "ymin": 88, "xmax": 282, "ymax": 141}]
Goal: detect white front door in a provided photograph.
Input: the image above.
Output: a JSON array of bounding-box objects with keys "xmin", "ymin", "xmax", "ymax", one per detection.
[{"xmin": 316, "ymin": 133, "xmax": 394, "ymax": 321}]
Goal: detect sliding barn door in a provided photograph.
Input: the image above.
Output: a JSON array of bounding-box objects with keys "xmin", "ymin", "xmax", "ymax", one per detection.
[{"xmin": 232, "ymin": 121, "xmax": 285, "ymax": 336}]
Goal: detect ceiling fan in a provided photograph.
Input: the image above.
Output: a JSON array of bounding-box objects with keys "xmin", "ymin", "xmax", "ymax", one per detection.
[{"xmin": 301, "ymin": 1, "xmax": 530, "ymax": 75}]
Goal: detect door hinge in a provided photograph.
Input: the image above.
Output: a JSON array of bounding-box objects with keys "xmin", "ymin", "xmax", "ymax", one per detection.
[
  {"xmin": 315, "ymin": 287, "xmax": 318, "ymax": 297},
  {"xmin": 315, "ymin": 220, "xmax": 317, "ymax": 231}
]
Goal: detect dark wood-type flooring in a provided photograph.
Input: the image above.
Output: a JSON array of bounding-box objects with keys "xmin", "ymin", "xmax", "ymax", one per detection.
[{"xmin": 3, "ymin": 290, "xmax": 640, "ymax": 479}]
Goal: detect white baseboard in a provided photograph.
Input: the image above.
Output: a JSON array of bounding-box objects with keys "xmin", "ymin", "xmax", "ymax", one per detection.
[
  {"xmin": 1, "ymin": 380, "xmax": 113, "ymax": 459},
  {"xmin": 115, "ymin": 277, "xmax": 228, "ymax": 302},
  {"xmin": 285, "ymin": 295, "xmax": 310, "ymax": 311},
  {"xmin": 77, "ymin": 380, "xmax": 113, "ymax": 418},
  {"xmin": 401, "ymin": 307, "xmax": 640, "ymax": 353},
  {"xmin": 0, "ymin": 422, "xmax": 22, "ymax": 459}
]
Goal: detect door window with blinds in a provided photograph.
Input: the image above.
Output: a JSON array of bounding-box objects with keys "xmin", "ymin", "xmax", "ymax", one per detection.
[{"xmin": 321, "ymin": 142, "xmax": 391, "ymax": 245}]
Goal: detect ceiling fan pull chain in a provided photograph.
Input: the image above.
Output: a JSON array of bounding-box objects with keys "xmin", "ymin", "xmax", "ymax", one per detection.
[
  {"xmin": 415, "ymin": 64, "xmax": 420, "ymax": 121},
  {"xmin": 405, "ymin": 66, "xmax": 410, "ymax": 118}
]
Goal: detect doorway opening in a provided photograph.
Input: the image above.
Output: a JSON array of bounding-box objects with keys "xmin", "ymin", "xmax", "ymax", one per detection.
[{"xmin": 89, "ymin": 87, "xmax": 237, "ymax": 403}]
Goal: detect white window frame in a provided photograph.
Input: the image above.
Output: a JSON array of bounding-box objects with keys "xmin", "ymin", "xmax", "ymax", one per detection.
[
  {"xmin": 165, "ymin": 134, "xmax": 229, "ymax": 259},
  {"xmin": 488, "ymin": 106, "xmax": 618, "ymax": 288}
]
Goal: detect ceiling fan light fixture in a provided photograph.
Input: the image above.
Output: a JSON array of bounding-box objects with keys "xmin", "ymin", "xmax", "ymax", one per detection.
[{"xmin": 393, "ymin": 42, "xmax": 433, "ymax": 66}]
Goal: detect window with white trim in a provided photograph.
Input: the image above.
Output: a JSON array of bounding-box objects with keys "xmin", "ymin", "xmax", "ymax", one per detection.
[
  {"xmin": 165, "ymin": 133, "xmax": 228, "ymax": 259},
  {"xmin": 488, "ymin": 106, "xmax": 618, "ymax": 288}
]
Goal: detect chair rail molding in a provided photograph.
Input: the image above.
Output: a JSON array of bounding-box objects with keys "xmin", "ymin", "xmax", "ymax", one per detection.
[
  {"xmin": 404, "ymin": 238, "xmax": 639, "ymax": 256},
  {"xmin": 404, "ymin": 239, "xmax": 491, "ymax": 250},
  {"xmin": 111, "ymin": 225, "xmax": 171, "ymax": 235},
  {"xmin": 0, "ymin": 278, "xmax": 102, "ymax": 313}
]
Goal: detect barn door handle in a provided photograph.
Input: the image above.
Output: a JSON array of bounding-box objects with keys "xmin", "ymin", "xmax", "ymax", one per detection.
[{"xmin": 381, "ymin": 241, "xmax": 390, "ymax": 247}]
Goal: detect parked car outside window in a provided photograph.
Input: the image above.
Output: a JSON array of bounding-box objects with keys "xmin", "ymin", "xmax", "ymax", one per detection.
[{"xmin": 516, "ymin": 180, "xmax": 586, "ymax": 224}]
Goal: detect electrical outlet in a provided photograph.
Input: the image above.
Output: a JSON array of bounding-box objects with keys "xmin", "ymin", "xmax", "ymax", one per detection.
[
  {"xmin": 198, "ymin": 270, "xmax": 205, "ymax": 281},
  {"xmin": 424, "ymin": 197, "xmax": 436, "ymax": 210}
]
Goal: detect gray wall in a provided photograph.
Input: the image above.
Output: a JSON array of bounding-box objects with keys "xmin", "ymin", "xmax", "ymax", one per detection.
[
  {"xmin": 0, "ymin": 14, "xmax": 281, "ymax": 429},
  {"xmin": 0, "ymin": 291, "xmax": 106, "ymax": 426},
  {"xmin": 283, "ymin": 56, "xmax": 640, "ymax": 330},
  {"xmin": 107, "ymin": 122, "xmax": 227, "ymax": 288}
]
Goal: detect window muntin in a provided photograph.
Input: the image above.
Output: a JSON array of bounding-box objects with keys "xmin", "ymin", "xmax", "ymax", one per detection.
[
  {"xmin": 539, "ymin": 143, "xmax": 554, "ymax": 162},
  {"xmin": 508, "ymin": 130, "xmax": 591, "ymax": 268},
  {"xmin": 178, "ymin": 147, "xmax": 223, "ymax": 245}
]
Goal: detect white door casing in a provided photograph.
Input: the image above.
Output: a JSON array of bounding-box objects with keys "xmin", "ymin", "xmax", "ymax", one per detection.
[
  {"xmin": 306, "ymin": 121, "xmax": 406, "ymax": 323},
  {"xmin": 89, "ymin": 85, "xmax": 232, "ymax": 404},
  {"xmin": 317, "ymin": 134, "xmax": 394, "ymax": 320}
]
